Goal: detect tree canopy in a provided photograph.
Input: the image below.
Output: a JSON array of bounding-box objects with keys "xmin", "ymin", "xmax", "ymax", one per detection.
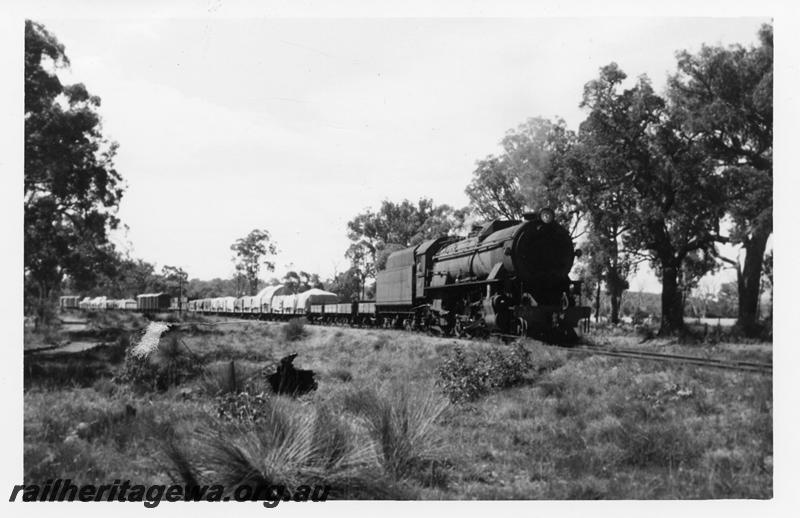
[
  {"xmin": 230, "ymin": 229, "xmax": 278, "ymax": 296},
  {"xmin": 668, "ymin": 23, "xmax": 772, "ymax": 335},
  {"xmin": 466, "ymin": 117, "xmax": 582, "ymax": 235},
  {"xmin": 578, "ymin": 63, "xmax": 728, "ymax": 334},
  {"xmin": 345, "ymin": 199, "xmax": 467, "ymax": 291},
  {"xmin": 25, "ymin": 20, "xmax": 124, "ymax": 323}
]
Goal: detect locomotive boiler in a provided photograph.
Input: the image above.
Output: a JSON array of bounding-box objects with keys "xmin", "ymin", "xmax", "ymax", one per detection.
[{"xmin": 375, "ymin": 208, "xmax": 590, "ymax": 342}]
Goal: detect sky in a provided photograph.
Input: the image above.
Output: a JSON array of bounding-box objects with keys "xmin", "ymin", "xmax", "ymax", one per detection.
[{"xmin": 32, "ymin": 15, "xmax": 769, "ymax": 290}]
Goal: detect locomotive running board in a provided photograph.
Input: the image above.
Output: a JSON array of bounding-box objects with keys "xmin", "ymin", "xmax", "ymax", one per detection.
[{"xmin": 423, "ymin": 277, "xmax": 501, "ymax": 294}]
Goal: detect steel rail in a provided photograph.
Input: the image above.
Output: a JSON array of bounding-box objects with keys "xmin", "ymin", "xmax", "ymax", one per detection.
[{"xmin": 551, "ymin": 344, "xmax": 772, "ymax": 375}]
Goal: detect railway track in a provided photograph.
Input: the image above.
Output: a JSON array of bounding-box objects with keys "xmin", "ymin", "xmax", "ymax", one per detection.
[
  {"xmin": 489, "ymin": 332, "xmax": 772, "ymax": 375},
  {"xmin": 172, "ymin": 316, "xmax": 772, "ymax": 376},
  {"xmin": 550, "ymin": 343, "xmax": 772, "ymax": 375}
]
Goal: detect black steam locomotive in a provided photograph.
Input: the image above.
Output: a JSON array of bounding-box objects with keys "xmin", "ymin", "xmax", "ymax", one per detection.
[{"xmin": 375, "ymin": 208, "xmax": 590, "ymax": 342}]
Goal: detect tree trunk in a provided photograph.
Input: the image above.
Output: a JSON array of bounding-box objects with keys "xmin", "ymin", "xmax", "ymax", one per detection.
[
  {"xmin": 35, "ymin": 280, "xmax": 50, "ymax": 330},
  {"xmin": 595, "ymin": 281, "xmax": 601, "ymax": 323},
  {"xmin": 611, "ymin": 293, "xmax": 620, "ymax": 325},
  {"xmin": 659, "ymin": 265, "xmax": 684, "ymax": 335},
  {"xmin": 737, "ymin": 230, "xmax": 769, "ymax": 337},
  {"xmin": 610, "ymin": 289, "xmax": 622, "ymax": 325},
  {"xmin": 605, "ymin": 265, "xmax": 626, "ymax": 325}
]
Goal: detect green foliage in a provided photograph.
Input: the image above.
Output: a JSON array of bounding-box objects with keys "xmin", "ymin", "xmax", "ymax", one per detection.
[
  {"xmin": 24, "ymin": 20, "xmax": 124, "ymax": 323},
  {"xmin": 345, "ymin": 199, "xmax": 468, "ymax": 291},
  {"xmin": 25, "ymin": 357, "xmax": 111, "ymax": 390},
  {"xmin": 437, "ymin": 344, "xmax": 532, "ymax": 403},
  {"xmin": 436, "ymin": 348, "xmax": 486, "ymax": 403},
  {"xmin": 466, "ymin": 117, "xmax": 580, "ymax": 232},
  {"xmin": 82, "ymin": 257, "xmax": 192, "ymax": 300},
  {"xmin": 185, "ymin": 276, "xmax": 242, "ymax": 299},
  {"xmin": 326, "ymin": 267, "xmax": 366, "ymax": 302},
  {"xmin": 282, "ymin": 270, "xmax": 324, "ymax": 294},
  {"xmin": 465, "ymin": 155, "xmax": 527, "ymax": 221},
  {"xmin": 339, "ymin": 385, "xmax": 449, "ymax": 485},
  {"xmin": 164, "ymin": 395, "xmax": 410, "ymax": 499},
  {"xmin": 669, "ymin": 24, "xmax": 773, "ymax": 336},
  {"xmin": 577, "ymin": 63, "xmax": 728, "ymax": 334},
  {"xmin": 230, "ymin": 229, "xmax": 278, "ymax": 296},
  {"xmin": 464, "ymin": 114, "xmax": 638, "ymax": 325},
  {"xmin": 120, "ymin": 333, "xmax": 201, "ymax": 391},
  {"xmin": 216, "ymin": 391, "xmax": 271, "ymax": 422}
]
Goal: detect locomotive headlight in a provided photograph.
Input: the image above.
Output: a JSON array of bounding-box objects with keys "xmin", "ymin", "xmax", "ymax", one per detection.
[{"xmin": 539, "ymin": 208, "xmax": 555, "ymax": 224}]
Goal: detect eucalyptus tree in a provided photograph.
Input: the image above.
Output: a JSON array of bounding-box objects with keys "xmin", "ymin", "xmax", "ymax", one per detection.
[
  {"xmin": 668, "ymin": 23, "xmax": 773, "ymax": 336},
  {"xmin": 25, "ymin": 20, "xmax": 124, "ymax": 324},
  {"xmin": 230, "ymin": 229, "xmax": 278, "ymax": 295},
  {"xmin": 578, "ymin": 63, "xmax": 727, "ymax": 334}
]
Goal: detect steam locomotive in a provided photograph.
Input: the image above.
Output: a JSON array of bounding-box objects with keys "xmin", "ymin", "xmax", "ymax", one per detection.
[{"xmin": 374, "ymin": 208, "xmax": 590, "ymax": 342}]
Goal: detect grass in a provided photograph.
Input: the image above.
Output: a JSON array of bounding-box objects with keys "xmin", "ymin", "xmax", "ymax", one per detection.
[
  {"xmin": 23, "ymin": 313, "xmax": 772, "ymax": 499},
  {"xmin": 282, "ymin": 317, "xmax": 308, "ymax": 342}
]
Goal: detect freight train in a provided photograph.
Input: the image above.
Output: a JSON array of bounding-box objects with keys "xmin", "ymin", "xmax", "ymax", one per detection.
[{"xmin": 61, "ymin": 209, "xmax": 591, "ymax": 343}]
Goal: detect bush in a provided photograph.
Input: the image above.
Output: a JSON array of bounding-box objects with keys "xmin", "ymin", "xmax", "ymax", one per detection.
[
  {"xmin": 436, "ymin": 348, "xmax": 489, "ymax": 403},
  {"xmin": 329, "ymin": 368, "xmax": 354, "ymax": 383},
  {"xmin": 216, "ymin": 391, "xmax": 272, "ymax": 422},
  {"xmin": 163, "ymin": 395, "xmax": 409, "ymax": 499},
  {"xmin": 339, "ymin": 384, "xmax": 449, "ymax": 485},
  {"xmin": 119, "ymin": 332, "xmax": 201, "ymax": 391},
  {"xmin": 200, "ymin": 360, "xmax": 267, "ymax": 396},
  {"xmin": 484, "ymin": 344, "xmax": 531, "ymax": 388},
  {"xmin": 437, "ymin": 344, "xmax": 532, "ymax": 403},
  {"xmin": 282, "ymin": 318, "xmax": 307, "ymax": 342}
]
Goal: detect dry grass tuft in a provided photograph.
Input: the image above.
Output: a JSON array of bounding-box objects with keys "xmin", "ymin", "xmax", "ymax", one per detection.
[
  {"xmin": 339, "ymin": 384, "xmax": 449, "ymax": 485},
  {"xmin": 164, "ymin": 395, "xmax": 408, "ymax": 499}
]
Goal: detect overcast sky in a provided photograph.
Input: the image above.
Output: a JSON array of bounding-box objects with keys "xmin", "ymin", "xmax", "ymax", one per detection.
[{"xmin": 37, "ymin": 16, "xmax": 768, "ymax": 289}]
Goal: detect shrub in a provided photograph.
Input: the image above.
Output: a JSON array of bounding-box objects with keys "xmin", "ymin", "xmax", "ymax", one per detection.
[
  {"xmin": 340, "ymin": 384, "xmax": 449, "ymax": 485},
  {"xmin": 436, "ymin": 344, "xmax": 533, "ymax": 403},
  {"xmin": 25, "ymin": 353, "xmax": 114, "ymax": 389},
  {"xmin": 484, "ymin": 343, "xmax": 531, "ymax": 388},
  {"xmin": 163, "ymin": 396, "xmax": 407, "ymax": 499},
  {"xmin": 329, "ymin": 368, "xmax": 354, "ymax": 383},
  {"xmin": 282, "ymin": 318, "xmax": 307, "ymax": 342},
  {"xmin": 200, "ymin": 360, "xmax": 266, "ymax": 395},
  {"xmin": 216, "ymin": 391, "xmax": 271, "ymax": 422},
  {"xmin": 119, "ymin": 332, "xmax": 201, "ymax": 391},
  {"xmin": 436, "ymin": 348, "xmax": 487, "ymax": 403}
]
